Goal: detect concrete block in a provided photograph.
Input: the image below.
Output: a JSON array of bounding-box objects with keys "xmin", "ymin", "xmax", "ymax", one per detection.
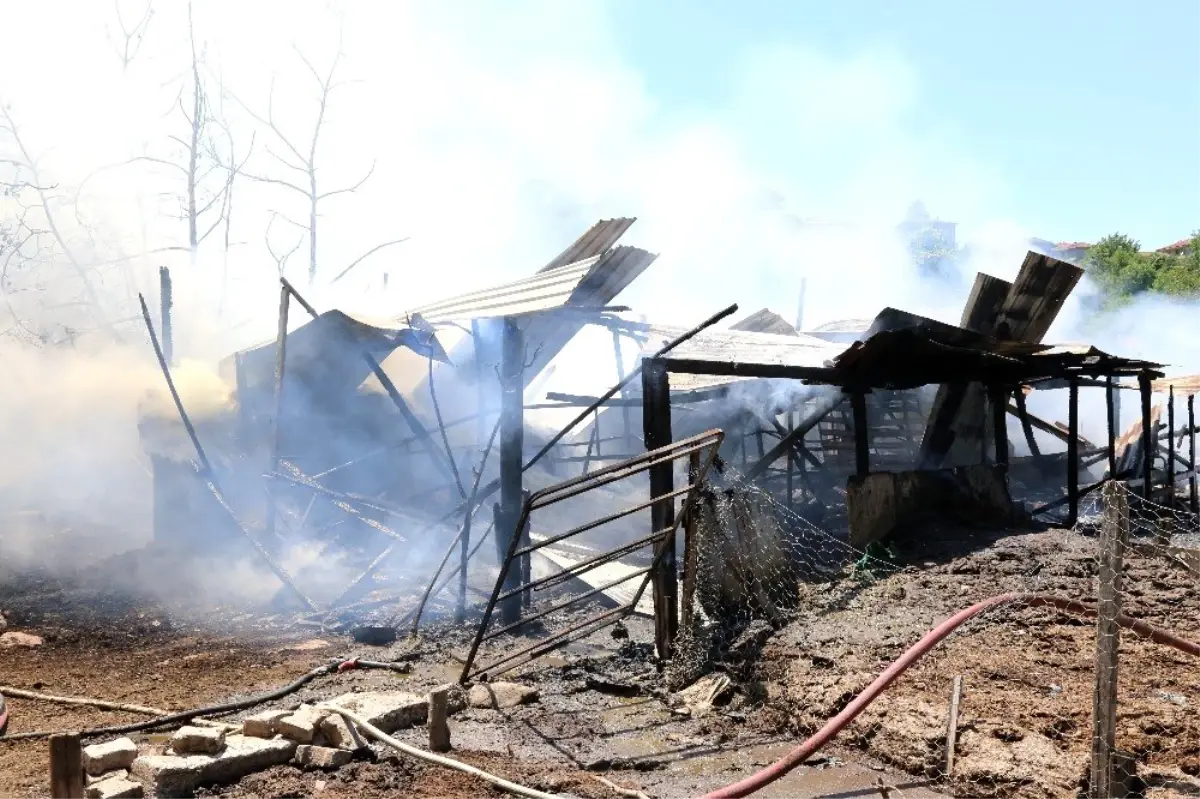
[
  {"xmin": 82, "ymin": 737, "xmax": 139, "ymax": 777},
  {"xmin": 170, "ymin": 725, "xmax": 225, "ymax": 755},
  {"xmin": 84, "ymin": 775, "xmax": 144, "ymax": 799},
  {"xmin": 467, "ymin": 681, "xmax": 539, "ymax": 709},
  {"xmin": 132, "ymin": 735, "xmax": 296, "ymax": 797},
  {"xmin": 242, "ymin": 709, "xmax": 290, "ymax": 739},
  {"xmin": 87, "ymin": 769, "xmax": 128, "ymax": 785},
  {"xmin": 277, "ymin": 704, "xmax": 329, "ymax": 744},
  {"xmin": 326, "ymin": 691, "xmax": 426, "ymax": 733},
  {"xmin": 319, "ymin": 713, "xmax": 368, "ymax": 752},
  {"xmin": 295, "ymin": 744, "xmax": 352, "ymax": 769}
]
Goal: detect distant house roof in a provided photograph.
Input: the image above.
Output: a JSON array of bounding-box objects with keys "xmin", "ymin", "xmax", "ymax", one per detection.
[
  {"xmin": 1156, "ymin": 237, "xmax": 1193, "ymax": 254},
  {"xmin": 1055, "ymin": 241, "xmax": 1091, "ymax": 251}
]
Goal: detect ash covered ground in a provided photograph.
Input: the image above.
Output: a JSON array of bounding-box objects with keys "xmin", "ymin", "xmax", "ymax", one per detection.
[{"xmin": 0, "ymin": 519, "xmax": 1196, "ymax": 799}]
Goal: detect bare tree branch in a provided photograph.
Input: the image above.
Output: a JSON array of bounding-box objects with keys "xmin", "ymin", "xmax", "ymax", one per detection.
[
  {"xmin": 107, "ymin": 0, "xmax": 155, "ymax": 70},
  {"xmin": 329, "ymin": 237, "xmax": 409, "ymax": 285}
]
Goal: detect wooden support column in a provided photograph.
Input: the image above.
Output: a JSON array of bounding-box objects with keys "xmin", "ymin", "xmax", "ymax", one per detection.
[
  {"xmin": 785, "ymin": 411, "xmax": 795, "ymax": 509},
  {"xmin": 1166, "ymin": 387, "xmax": 1176, "ymax": 507},
  {"xmin": 48, "ymin": 733, "xmax": 83, "ymax": 799},
  {"xmin": 1067, "ymin": 378, "xmax": 1080, "ymax": 526},
  {"xmin": 850, "ymin": 390, "xmax": 870, "ymax": 477},
  {"xmin": 641, "ymin": 358, "xmax": 677, "ymax": 660},
  {"xmin": 1090, "ymin": 481, "xmax": 1129, "ymax": 799},
  {"xmin": 1190, "ymin": 395, "xmax": 1198, "ymax": 514},
  {"xmin": 680, "ymin": 450, "xmax": 700, "ymax": 634},
  {"xmin": 1138, "ymin": 372, "xmax": 1153, "ymax": 501},
  {"xmin": 159, "ymin": 266, "xmax": 173, "ymax": 366},
  {"xmin": 1106, "ymin": 377, "xmax": 1117, "ymax": 476},
  {"xmin": 991, "ymin": 384, "xmax": 1008, "ymax": 468},
  {"xmin": 496, "ymin": 316, "xmax": 525, "ymax": 626}
]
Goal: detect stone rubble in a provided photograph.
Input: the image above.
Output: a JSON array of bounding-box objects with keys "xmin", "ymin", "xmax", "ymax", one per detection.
[
  {"xmin": 84, "ymin": 775, "xmax": 144, "ymax": 799},
  {"xmin": 277, "ymin": 704, "xmax": 329, "ymax": 744},
  {"xmin": 82, "ymin": 738, "xmax": 139, "ymax": 777},
  {"xmin": 132, "ymin": 734, "xmax": 296, "ymax": 797},
  {"xmin": 325, "ymin": 690, "xmax": 427, "ymax": 733},
  {"xmin": 467, "ymin": 681, "xmax": 540, "ymax": 709},
  {"xmin": 295, "ymin": 744, "xmax": 353, "ymax": 769},
  {"xmin": 319, "ymin": 712, "xmax": 369, "ymax": 752},
  {"xmin": 241, "ymin": 709, "xmax": 291, "ymax": 739},
  {"xmin": 170, "ymin": 725, "xmax": 226, "ymax": 755}
]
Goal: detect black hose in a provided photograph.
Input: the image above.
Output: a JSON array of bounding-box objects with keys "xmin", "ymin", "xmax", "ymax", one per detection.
[{"xmin": 0, "ymin": 660, "xmax": 342, "ymax": 743}]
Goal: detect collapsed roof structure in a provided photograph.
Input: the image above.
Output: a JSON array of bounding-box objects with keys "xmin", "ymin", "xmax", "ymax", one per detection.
[{"xmin": 137, "ymin": 216, "xmax": 1188, "ymax": 680}]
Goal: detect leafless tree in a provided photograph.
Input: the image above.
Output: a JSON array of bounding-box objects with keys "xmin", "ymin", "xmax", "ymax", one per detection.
[
  {"xmin": 107, "ymin": 0, "xmax": 155, "ymax": 71},
  {"xmin": 231, "ymin": 42, "xmax": 406, "ymax": 286},
  {"xmin": 0, "ymin": 104, "xmax": 119, "ymax": 341}
]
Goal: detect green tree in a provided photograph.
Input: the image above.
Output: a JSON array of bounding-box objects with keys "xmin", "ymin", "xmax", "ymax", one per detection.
[{"xmin": 1083, "ymin": 232, "xmax": 1200, "ymax": 303}]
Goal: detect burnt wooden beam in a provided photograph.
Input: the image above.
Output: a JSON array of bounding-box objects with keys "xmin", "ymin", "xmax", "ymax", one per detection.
[
  {"xmin": 922, "ymin": 255, "xmax": 1084, "ymax": 469},
  {"xmin": 1191, "ymin": 395, "xmax": 1198, "ymax": 514},
  {"xmin": 991, "ymin": 385, "xmax": 1009, "ymax": 468},
  {"xmin": 497, "ymin": 316, "xmax": 525, "ymax": 625},
  {"xmin": 641, "ymin": 358, "xmax": 677, "ymax": 660},
  {"xmin": 265, "ymin": 283, "xmax": 290, "ymax": 542},
  {"xmin": 281, "ymin": 278, "xmax": 457, "ymax": 486},
  {"xmin": 1139, "ymin": 372, "xmax": 1154, "ymax": 501},
  {"xmin": 1167, "ymin": 387, "xmax": 1177, "ymax": 508},
  {"xmin": 1067, "ymin": 378, "xmax": 1079, "ymax": 526},
  {"xmin": 850, "ymin": 390, "xmax": 870, "ymax": 477},
  {"xmin": 1106, "ymin": 377, "xmax": 1117, "ymax": 476},
  {"xmin": 744, "ymin": 392, "xmax": 844, "ymax": 481},
  {"xmin": 1005, "ymin": 402, "xmax": 1098, "ymax": 450}
]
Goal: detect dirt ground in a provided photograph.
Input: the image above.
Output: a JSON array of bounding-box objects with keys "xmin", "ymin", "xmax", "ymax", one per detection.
[
  {"xmin": 1, "ymin": 519, "xmax": 1196, "ymax": 799},
  {"xmin": 753, "ymin": 522, "xmax": 1200, "ymax": 799}
]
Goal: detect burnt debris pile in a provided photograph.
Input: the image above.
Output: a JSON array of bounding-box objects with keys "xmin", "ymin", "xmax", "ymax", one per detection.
[{"xmin": 134, "ymin": 217, "xmax": 1194, "ymax": 683}]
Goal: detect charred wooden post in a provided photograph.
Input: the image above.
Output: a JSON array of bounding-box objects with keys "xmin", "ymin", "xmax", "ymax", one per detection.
[
  {"xmin": 785, "ymin": 411, "xmax": 795, "ymax": 509},
  {"xmin": 850, "ymin": 390, "xmax": 870, "ymax": 477},
  {"xmin": 1067, "ymin": 378, "xmax": 1080, "ymax": 526},
  {"xmin": 680, "ymin": 450, "xmax": 701, "ymax": 633},
  {"xmin": 1167, "ymin": 387, "xmax": 1176, "ymax": 508},
  {"xmin": 265, "ymin": 283, "xmax": 290, "ymax": 540},
  {"xmin": 641, "ymin": 358, "xmax": 677, "ymax": 659},
  {"xmin": 1190, "ymin": 395, "xmax": 1198, "ymax": 514},
  {"xmin": 990, "ymin": 384, "xmax": 1008, "ymax": 468},
  {"xmin": 496, "ymin": 316, "xmax": 525, "ymax": 625},
  {"xmin": 1106, "ymin": 377, "xmax": 1117, "ymax": 476},
  {"xmin": 48, "ymin": 733, "xmax": 83, "ymax": 799},
  {"xmin": 1090, "ymin": 481, "xmax": 1129, "ymax": 799},
  {"xmin": 159, "ymin": 266, "xmax": 173, "ymax": 366},
  {"xmin": 1139, "ymin": 372, "xmax": 1153, "ymax": 501}
]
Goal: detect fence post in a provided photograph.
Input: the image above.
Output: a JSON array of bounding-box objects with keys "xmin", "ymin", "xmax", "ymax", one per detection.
[
  {"xmin": 1091, "ymin": 481, "xmax": 1129, "ymax": 799},
  {"xmin": 48, "ymin": 733, "xmax": 83, "ymax": 799}
]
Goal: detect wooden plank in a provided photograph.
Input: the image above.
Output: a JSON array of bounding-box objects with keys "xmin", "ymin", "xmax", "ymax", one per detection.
[
  {"xmin": 922, "ymin": 254, "xmax": 1084, "ymax": 469},
  {"xmin": 48, "ymin": 733, "xmax": 83, "ymax": 799},
  {"xmin": 530, "ymin": 537, "xmax": 656, "ymax": 617},
  {"xmin": 1090, "ymin": 481, "xmax": 1128, "ymax": 799},
  {"xmin": 851, "ymin": 391, "xmax": 870, "ymax": 476},
  {"xmin": 428, "ymin": 686, "xmax": 451, "ymax": 753}
]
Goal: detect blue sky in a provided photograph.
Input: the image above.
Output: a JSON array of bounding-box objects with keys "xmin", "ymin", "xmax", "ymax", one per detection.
[{"xmin": 609, "ymin": 0, "xmax": 1200, "ymax": 249}]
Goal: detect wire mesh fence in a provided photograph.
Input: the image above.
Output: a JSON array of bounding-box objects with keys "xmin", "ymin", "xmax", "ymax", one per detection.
[{"xmin": 669, "ymin": 468, "xmax": 1199, "ymax": 798}]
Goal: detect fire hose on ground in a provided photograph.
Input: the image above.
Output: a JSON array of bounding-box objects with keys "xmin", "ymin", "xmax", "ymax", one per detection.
[{"xmin": 703, "ymin": 591, "xmax": 1200, "ymax": 799}]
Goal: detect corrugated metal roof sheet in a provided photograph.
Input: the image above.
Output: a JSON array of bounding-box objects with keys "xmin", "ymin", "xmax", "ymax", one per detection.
[
  {"xmin": 539, "ymin": 218, "xmax": 636, "ymax": 273},
  {"xmin": 639, "ymin": 325, "xmax": 844, "ymax": 391},
  {"xmin": 399, "ymin": 218, "xmax": 649, "ymax": 324},
  {"xmin": 402, "ymin": 255, "xmax": 602, "ymax": 323},
  {"xmin": 730, "ymin": 308, "xmax": 798, "ymax": 336}
]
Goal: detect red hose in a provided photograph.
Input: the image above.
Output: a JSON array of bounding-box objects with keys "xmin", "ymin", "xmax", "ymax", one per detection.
[{"xmin": 704, "ymin": 592, "xmax": 1200, "ymax": 799}]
